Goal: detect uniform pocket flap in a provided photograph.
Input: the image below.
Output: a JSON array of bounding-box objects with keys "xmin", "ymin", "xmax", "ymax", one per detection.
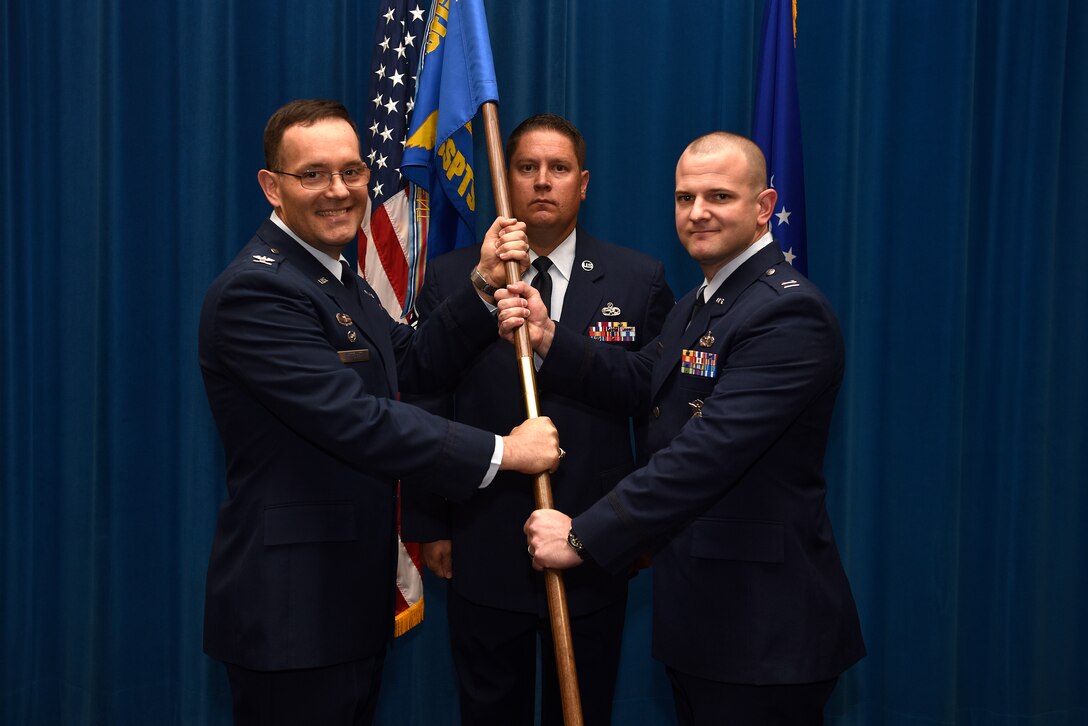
[{"xmin": 263, "ymin": 502, "xmax": 357, "ymax": 546}]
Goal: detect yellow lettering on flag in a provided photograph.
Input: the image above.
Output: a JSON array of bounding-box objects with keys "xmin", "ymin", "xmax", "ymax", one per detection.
[
  {"xmin": 438, "ymin": 137, "xmax": 476, "ymax": 211},
  {"xmin": 426, "ymin": 0, "xmax": 451, "ymax": 53}
]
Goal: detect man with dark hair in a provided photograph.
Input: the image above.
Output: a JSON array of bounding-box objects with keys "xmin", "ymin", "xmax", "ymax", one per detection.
[
  {"xmin": 198, "ymin": 99, "xmax": 560, "ymax": 725},
  {"xmin": 506, "ymin": 131, "xmax": 865, "ymax": 725},
  {"xmin": 403, "ymin": 113, "xmax": 674, "ymax": 726}
]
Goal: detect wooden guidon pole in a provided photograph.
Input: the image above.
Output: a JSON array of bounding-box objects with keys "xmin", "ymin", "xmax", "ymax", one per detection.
[{"xmin": 481, "ymin": 102, "xmax": 584, "ymax": 726}]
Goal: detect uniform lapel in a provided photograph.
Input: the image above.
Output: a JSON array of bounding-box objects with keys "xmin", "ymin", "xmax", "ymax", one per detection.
[
  {"xmin": 259, "ymin": 224, "xmax": 398, "ymax": 396},
  {"xmin": 651, "ymin": 244, "xmax": 786, "ymax": 400},
  {"xmin": 347, "ymin": 276, "xmax": 398, "ymax": 395},
  {"xmin": 557, "ymin": 233, "xmax": 605, "ymax": 334}
]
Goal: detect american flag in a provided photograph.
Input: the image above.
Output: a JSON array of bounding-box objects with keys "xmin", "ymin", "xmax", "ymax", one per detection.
[
  {"xmin": 359, "ymin": 0, "xmax": 430, "ymax": 321},
  {"xmin": 359, "ymin": 0, "xmax": 430, "ymax": 636}
]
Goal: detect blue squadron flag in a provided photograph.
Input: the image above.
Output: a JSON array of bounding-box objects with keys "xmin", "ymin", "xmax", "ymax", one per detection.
[
  {"xmin": 753, "ymin": 0, "xmax": 808, "ymax": 275},
  {"xmin": 401, "ymin": 0, "xmax": 499, "ymax": 258}
]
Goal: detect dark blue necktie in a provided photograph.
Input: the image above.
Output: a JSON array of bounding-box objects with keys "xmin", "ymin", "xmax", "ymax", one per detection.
[{"xmin": 531, "ymin": 256, "xmax": 553, "ymax": 314}]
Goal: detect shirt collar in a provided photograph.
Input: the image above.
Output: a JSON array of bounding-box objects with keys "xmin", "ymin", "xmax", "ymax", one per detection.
[
  {"xmin": 528, "ymin": 228, "xmax": 577, "ymax": 283},
  {"xmin": 269, "ymin": 211, "xmax": 349, "ymax": 282},
  {"xmin": 702, "ymin": 230, "xmax": 774, "ymax": 301}
]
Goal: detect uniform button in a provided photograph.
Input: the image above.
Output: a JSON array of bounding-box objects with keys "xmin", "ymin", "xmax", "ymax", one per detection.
[{"xmin": 652, "ymin": 406, "xmax": 661, "ymax": 418}]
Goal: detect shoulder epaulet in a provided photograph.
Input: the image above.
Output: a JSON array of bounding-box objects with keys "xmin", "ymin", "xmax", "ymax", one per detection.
[
  {"xmin": 249, "ymin": 247, "xmax": 284, "ymax": 270},
  {"xmin": 759, "ymin": 264, "xmax": 805, "ymax": 294}
]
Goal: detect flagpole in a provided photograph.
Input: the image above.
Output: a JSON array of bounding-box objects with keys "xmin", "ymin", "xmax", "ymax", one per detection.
[{"xmin": 482, "ymin": 101, "xmax": 584, "ymax": 726}]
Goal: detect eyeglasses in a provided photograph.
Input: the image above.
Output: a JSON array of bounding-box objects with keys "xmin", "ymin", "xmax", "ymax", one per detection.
[{"xmin": 272, "ymin": 166, "xmax": 370, "ymax": 190}]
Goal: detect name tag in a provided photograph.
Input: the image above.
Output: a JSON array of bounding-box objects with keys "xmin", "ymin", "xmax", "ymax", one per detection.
[{"xmin": 338, "ymin": 349, "xmax": 370, "ymax": 363}]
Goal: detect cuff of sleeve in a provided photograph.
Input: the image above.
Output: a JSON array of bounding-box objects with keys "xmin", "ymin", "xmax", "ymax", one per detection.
[{"xmin": 480, "ymin": 435, "xmax": 503, "ymax": 488}]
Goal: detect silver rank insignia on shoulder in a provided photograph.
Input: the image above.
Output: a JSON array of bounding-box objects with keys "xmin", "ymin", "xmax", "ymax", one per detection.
[
  {"xmin": 700, "ymin": 332, "xmax": 715, "ymax": 347},
  {"xmin": 252, "ymin": 255, "xmax": 275, "ymax": 266},
  {"xmin": 688, "ymin": 399, "xmax": 704, "ymax": 418},
  {"xmin": 780, "ymin": 279, "xmax": 801, "ymax": 289},
  {"xmin": 336, "ymin": 313, "xmax": 353, "ymax": 326},
  {"xmin": 602, "ymin": 302, "xmax": 620, "ymax": 316},
  {"xmin": 581, "ymin": 260, "xmax": 594, "ymax": 271}
]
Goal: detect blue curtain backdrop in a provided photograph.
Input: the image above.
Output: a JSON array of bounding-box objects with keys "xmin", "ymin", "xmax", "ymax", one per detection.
[{"xmin": 2, "ymin": 0, "xmax": 1086, "ymax": 723}]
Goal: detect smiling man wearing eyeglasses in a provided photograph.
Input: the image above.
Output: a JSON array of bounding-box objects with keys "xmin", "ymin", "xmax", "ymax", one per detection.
[{"xmin": 198, "ymin": 99, "xmax": 562, "ymax": 726}]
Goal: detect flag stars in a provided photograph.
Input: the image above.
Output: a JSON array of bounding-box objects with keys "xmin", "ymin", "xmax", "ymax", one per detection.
[
  {"xmin": 372, "ymin": 182, "xmax": 384, "ymax": 198},
  {"xmin": 380, "ymin": 126, "xmax": 394, "ymax": 143},
  {"xmin": 374, "ymin": 65, "xmax": 387, "ymax": 80},
  {"xmin": 409, "ymin": 5, "xmax": 425, "ymax": 22},
  {"xmin": 384, "ymin": 98, "xmax": 399, "ymax": 114},
  {"xmin": 394, "ymin": 43, "xmax": 407, "ymax": 59},
  {"xmin": 379, "ymin": 36, "xmax": 390, "ymax": 51},
  {"xmin": 369, "ymin": 120, "xmax": 380, "ymax": 136},
  {"xmin": 775, "ymin": 207, "xmax": 792, "ymax": 226},
  {"xmin": 390, "ymin": 69, "xmax": 405, "ymax": 87},
  {"xmin": 376, "ymin": 154, "xmax": 388, "ymax": 169},
  {"xmin": 383, "ymin": 8, "xmax": 395, "ymax": 22},
  {"xmin": 403, "ymin": 32, "xmax": 416, "ymax": 47},
  {"xmin": 784, "ymin": 247, "xmax": 797, "ymax": 265},
  {"xmin": 367, "ymin": 149, "xmax": 378, "ymax": 164},
  {"xmin": 371, "ymin": 93, "xmax": 383, "ymax": 108}
]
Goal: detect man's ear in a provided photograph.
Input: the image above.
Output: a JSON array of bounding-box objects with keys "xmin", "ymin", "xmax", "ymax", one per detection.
[
  {"xmin": 257, "ymin": 169, "xmax": 281, "ymax": 208},
  {"xmin": 579, "ymin": 169, "xmax": 589, "ymax": 200},
  {"xmin": 756, "ymin": 187, "xmax": 778, "ymax": 226}
]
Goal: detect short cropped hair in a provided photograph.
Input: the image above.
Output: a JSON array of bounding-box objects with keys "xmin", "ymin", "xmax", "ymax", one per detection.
[
  {"xmin": 685, "ymin": 131, "xmax": 768, "ymax": 191},
  {"xmin": 263, "ymin": 99, "xmax": 358, "ymax": 170},
  {"xmin": 505, "ymin": 113, "xmax": 587, "ymax": 171}
]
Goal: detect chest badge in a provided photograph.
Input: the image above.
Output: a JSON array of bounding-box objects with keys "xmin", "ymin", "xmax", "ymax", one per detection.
[
  {"xmin": 699, "ymin": 332, "xmax": 715, "ymax": 348},
  {"xmin": 602, "ymin": 302, "xmax": 620, "ymax": 316},
  {"xmin": 681, "ymin": 349, "xmax": 718, "ymax": 378},
  {"xmin": 688, "ymin": 399, "xmax": 704, "ymax": 418},
  {"xmin": 336, "ymin": 313, "xmax": 354, "ymax": 326},
  {"xmin": 581, "ymin": 260, "xmax": 594, "ymax": 271},
  {"xmin": 589, "ymin": 321, "xmax": 636, "ymax": 342}
]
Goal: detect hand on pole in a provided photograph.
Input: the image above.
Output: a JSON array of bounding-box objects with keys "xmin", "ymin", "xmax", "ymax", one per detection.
[
  {"xmin": 500, "ymin": 416, "xmax": 560, "ymax": 474},
  {"xmin": 496, "ymin": 280, "xmax": 555, "ymax": 355},
  {"xmin": 525, "ymin": 509, "xmax": 582, "ymax": 571},
  {"xmin": 477, "ymin": 216, "xmax": 529, "ymax": 287}
]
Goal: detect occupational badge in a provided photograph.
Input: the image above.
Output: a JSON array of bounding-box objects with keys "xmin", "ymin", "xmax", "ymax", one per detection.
[{"xmin": 336, "ymin": 313, "xmax": 353, "ymax": 326}]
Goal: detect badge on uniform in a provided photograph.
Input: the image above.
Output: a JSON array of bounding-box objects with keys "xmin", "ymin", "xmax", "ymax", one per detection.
[
  {"xmin": 681, "ymin": 349, "xmax": 717, "ymax": 378},
  {"xmin": 589, "ymin": 321, "xmax": 636, "ymax": 342}
]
